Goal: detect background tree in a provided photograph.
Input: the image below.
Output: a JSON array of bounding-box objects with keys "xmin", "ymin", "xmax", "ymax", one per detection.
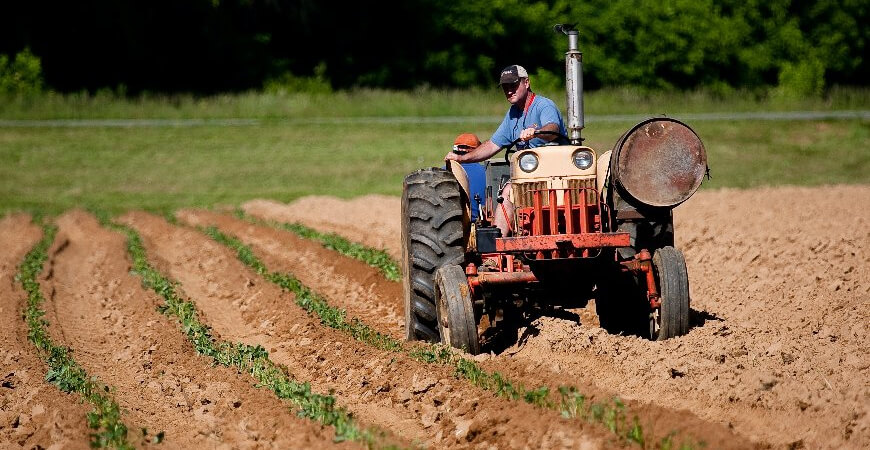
[{"xmin": 0, "ymin": 0, "xmax": 865, "ymax": 94}]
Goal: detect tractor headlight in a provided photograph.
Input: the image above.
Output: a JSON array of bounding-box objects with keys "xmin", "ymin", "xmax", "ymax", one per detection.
[
  {"xmin": 518, "ymin": 152, "xmax": 539, "ymax": 172},
  {"xmin": 572, "ymin": 150, "xmax": 594, "ymax": 170}
]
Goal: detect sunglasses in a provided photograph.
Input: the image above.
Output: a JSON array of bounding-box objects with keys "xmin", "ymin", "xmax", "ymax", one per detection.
[{"xmin": 452, "ymin": 144, "xmax": 474, "ymax": 153}]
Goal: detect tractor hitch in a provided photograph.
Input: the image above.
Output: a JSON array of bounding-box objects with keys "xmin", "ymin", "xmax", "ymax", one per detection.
[{"xmin": 620, "ymin": 249, "xmax": 661, "ymax": 308}]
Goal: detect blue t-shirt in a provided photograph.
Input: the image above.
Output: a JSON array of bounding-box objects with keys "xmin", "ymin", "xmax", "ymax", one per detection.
[
  {"xmin": 491, "ymin": 94, "xmax": 567, "ymax": 149},
  {"xmin": 460, "ymin": 162, "xmax": 486, "ymax": 221}
]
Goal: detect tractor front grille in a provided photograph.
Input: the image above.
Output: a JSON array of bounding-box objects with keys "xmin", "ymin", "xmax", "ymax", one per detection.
[
  {"xmin": 513, "ymin": 178, "xmax": 597, "ymax": 209},
  {"xmin": 513, "ymin": 181, "xmax": 548, "ymax": 208},
  {"xmin": 568, "ymin": 178, "xmax": 597, "ymax": 205}
]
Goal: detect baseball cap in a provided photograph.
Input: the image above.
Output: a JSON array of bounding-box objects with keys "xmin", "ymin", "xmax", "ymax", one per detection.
[
  {"xmin": 453, "ymin": 133, "xmax": 481, "ymax": 153},
  {"xmin": 499, "ymin": 65, "xmax": 529, "ymax": 85}
]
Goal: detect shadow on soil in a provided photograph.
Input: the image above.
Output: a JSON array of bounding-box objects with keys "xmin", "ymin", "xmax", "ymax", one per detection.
[{"xmin": 481, "ymin": 299, "xmax": 724, "ymax": 355}]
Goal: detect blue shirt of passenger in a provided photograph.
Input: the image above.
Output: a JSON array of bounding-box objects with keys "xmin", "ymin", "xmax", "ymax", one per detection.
[
  {"xmin": 460, "ymin": 162, "xmax": 486, "ymax": 221},
  {"xmin": 491, "ymin": 94, "xmax": 567, "ymax": 149}
]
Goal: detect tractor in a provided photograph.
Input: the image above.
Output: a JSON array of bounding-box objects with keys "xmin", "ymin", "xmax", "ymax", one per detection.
[{"xmin": 401, "ymin": 24, "xmax": 708, "ymax": 354}]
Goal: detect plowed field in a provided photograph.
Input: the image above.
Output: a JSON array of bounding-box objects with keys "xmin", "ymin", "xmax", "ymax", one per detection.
[{"xmin": 3, "ymin": 185, "xmax": 868, "ymax": 449}]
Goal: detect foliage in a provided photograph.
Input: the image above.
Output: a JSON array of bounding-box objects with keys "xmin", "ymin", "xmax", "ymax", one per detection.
[
  {"xmin": 200, "ymin": 220, "xmax": 707, "ymax": 447},
  {"xmin": 554, "ymin": 0, "xmax": 867, "ymax": 93},
  {"xmin": 263, "ymin": 63, "xmax": 332, "ymax": 95},
  {"xmin": 106, "ymin": 219, "xmax": 382, "ymax": 445},
  {"xmin": 17, "ymin": 223, "xmax": 133, "ymax": 449},
  {"xmin": 235, "ymin": 210, "xmax": 400, "ymax": 282},
  {"xmin": 1, "ymin": 0, "xmax": 864, "ymax": 93},
  {"xmin": 200, "ymin": 225, "xmax": 403, "ymax": 352},
  {"xmin": 0, "ymin": 48, "xmax": 43, "ymax": 95}
]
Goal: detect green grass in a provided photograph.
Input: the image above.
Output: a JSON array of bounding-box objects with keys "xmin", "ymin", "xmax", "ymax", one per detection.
[
  {"xmin": 17, "ymin": 222, "xmax": 134, "ymax": 449},
  {"xmin": 1, "ymin": 86, "xmax": 868, "ymax": 119},
  {"xmin": 1, "ymin": 118, "xmax": 867, "ymax": 216},
  {"xmin": 0, "ymin": 88, "xmax": 867, "ymax": 216}
]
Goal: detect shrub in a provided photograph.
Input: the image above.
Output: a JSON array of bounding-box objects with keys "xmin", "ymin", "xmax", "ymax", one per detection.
[
  {"xmin": 0, "ymin": 48, "xmax": 44, "ymax": 95},
  {"xmin": 774, "ymin": 57, "xmax": 826, "ymax": 99},
  {"xmin": 263, "ymin": 62, "xmax": 332, "ymax": 95}
]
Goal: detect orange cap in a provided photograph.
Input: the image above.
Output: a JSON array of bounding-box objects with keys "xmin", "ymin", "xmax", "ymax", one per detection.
[{"xmin": 453, "ymin": 133, "xmax": 481, "ymax": 149}]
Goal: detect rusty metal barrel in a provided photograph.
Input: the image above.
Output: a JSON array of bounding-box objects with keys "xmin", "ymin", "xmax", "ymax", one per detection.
[{"xmin": 609, "ymin": 118, "xmax": 707, "ymax": 208}]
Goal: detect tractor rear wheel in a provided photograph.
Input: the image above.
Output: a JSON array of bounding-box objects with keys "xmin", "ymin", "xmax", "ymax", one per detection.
[
  {"xmin": 401, "ymin": 168, "xmax": 467, "ymax": 342},
  {"xmin": 650, "ymin": 246, "xmax": 690, "ymax": 340},
  {"xmin": 434, "ymin": 265, "xmax": 480, "ymax": 354}
]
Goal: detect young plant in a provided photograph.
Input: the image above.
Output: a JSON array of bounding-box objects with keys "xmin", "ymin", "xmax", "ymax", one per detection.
[
  {"xmin": 235, "ymin": 209, "xmax": 401, "ymax": 282},
  {"xmin": 109, "ymin": 220, "xmax": 386, "ymax": 446},
  {"xmin": 18, "ymin": 222, "xmax": 133, "ymax": 449},
  {"xmin": 201, "ymin": 220, "xmax": 704, "ymax": 449}
]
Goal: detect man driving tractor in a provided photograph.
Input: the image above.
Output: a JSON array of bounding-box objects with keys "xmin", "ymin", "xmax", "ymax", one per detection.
[{"xmin": 445, "ymin": 65, "xmax": 567, "ymax": 237}]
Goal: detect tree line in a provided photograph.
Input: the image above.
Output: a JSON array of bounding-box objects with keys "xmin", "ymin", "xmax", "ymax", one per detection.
[{"xmin": 0, "ymin": 0, "xmax": 866, "ymax": 96}]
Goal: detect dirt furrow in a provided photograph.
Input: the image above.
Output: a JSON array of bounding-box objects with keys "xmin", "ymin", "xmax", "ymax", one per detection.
[
  {"xmin": 0, "ymin": 214, "xmax": 92, "ymax": 449},
  {"xmin": 248, "ymin": 185, "xmax": 870, "ymax": 449},
  {"xmin": 42, "ymin": 210, "xmax": 343, "ymax": 449},
  {"xmin": 243, "ymin": 196, "xmax": 402, "ymax": 262},
  {"xmin": 178, "ymin": 209, "xmax": 404, "ymax": 341},
  {"xmin": 184, "ymin": 209, "xmax": 758, "ymax": 448},
  {"xmin": 120, "ymin": 210, "xmax": 621, "ymax": 449}
]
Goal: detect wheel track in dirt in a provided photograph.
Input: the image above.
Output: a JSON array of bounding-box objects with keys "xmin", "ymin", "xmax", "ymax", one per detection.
[
  {"xmin": 0, "ymin": 214, "xmax": 92, "ymax": 449},
  {"xmin": 182, "ymin": 209, "xmax": 755, "ymax": 449},
  {"xmin": 243, "ymin": 185, "xmax": 870, "ymax": 449},
  {"xmin": 41, "ymin": 210, "xmax": 347, "ymax": 449},
  {"xmin": 120, "ymin": 210, "xmax": 622, "ymax": 449}
]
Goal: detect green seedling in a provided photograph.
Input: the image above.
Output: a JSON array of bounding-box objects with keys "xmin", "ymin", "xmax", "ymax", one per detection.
[
  {"xmin": 108, "ymin": 220, "xmax": 386, "ymax": 447},
  {"xmin": 235, "ymin": 209, "xmax": 401, "ymax": 282},
  {"xmin": 18, "ymin": 222, "xmax": 133, "ymax": 449},
  {"xmin": 200, "ymin": 224, "xmax": 705, "ymax": 448}
]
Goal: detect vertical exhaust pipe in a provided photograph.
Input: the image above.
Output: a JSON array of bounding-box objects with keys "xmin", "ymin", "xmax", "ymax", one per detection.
[{"xmin": 556, "ymin": 24, "xmax": 584, "ymax": 144}]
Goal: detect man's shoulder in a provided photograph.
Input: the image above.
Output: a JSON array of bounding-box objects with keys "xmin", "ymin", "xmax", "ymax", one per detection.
[{"xmin": 532, "ymin": 95, "xmax": 559, "ymax": 109}]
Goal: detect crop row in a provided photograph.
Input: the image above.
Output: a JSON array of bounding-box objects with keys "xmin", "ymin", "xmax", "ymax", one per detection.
[
  {"xmin": 205, "ymin": 216, "xmax": 697, "ymax": 449},
  {"xmin": 102, "ymin": 218, "xmax": 391, "ymax": 447},
  {"xmin": 236, "ymin": 209, "xmax": 401, "ymax": 282},
  {"xmin": 17, "ymin": 223, "xmax": 134, "ymax": 449},
  {"xmin": 16, "ymin": 210, "xmax": 701, "ymax": 449}
]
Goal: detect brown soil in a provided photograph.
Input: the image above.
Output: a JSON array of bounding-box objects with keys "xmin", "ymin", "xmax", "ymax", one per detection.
[
  {"xmin": 182, "ymin": 209, "xmax": 754, "ymax": 449},
  {"xmin": 244, "ymin": 195, "xmax": 403, "ymax": 262},
  {"xmin": 242, "ymin": 185, "xmax": 870, "ymax": 450},
  {"xmin": 124, "ymin": 209, "xmax": 621, "ymax": 449},
  {"xmin": 39, "ymin": 210, "xmax": 345, "ymax": 449},
  {"xmin": 0, "ymin": 214, "xmax": 92, "ymax": 449},
  {"xmin": 2, "ymin": 185, "xmax": 865, "ymax": 449}
]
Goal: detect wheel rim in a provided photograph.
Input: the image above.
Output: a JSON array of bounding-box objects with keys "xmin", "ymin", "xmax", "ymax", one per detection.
[{"xmin": 436, "ymin": 283, "xmax": 453, "ymax": 347}]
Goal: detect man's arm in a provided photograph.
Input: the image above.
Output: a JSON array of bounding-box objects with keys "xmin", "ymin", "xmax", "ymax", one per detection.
[
  {"xmin": 444, "ymin": 139, "xmax": 502, "ymax": 163},
  {"xmin": 519, "ymin": 122, "xmax": 561, "ymax": 142}
]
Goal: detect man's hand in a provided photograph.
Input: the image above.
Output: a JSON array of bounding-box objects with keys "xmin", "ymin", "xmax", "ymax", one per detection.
[
  {"xmin": 520, "ymin": 127, "xmax": 537, "ymax": 142},
  {"xmin": 444, "ymin": 151, "xmax": 463, "ymax": 162}
]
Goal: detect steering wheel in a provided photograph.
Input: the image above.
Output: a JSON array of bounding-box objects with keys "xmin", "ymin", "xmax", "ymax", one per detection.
[{"xmin": 503, "ymin": 130, "xmax": 570, "ymax": 164}]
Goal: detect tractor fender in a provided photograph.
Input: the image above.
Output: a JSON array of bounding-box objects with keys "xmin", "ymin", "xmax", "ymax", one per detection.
[
  {"xmin": 597, "ymin": 149, "xmax": 611, "ymax": 199},
  {"xmin": 447, "ymin": 160, "xmax": 473, "ymax": 226},
  {"xmin": 447, "ymin": 160, "xmax": 471, "ymax": 201}
]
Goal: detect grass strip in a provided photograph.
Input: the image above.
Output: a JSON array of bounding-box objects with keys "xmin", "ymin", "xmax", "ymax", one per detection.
[
  {"xmin": 235, "ymin": 209, "xmax": 401, "ymax": 282},
  {"xmin": 17, "ymin": 223, "xmax": 134, "ymax": 449},
  {"xmin": 200, "ymin": 224, "xmax": 705, "ymax": 448},
  {"xmin": 106, "ymin": 220, "xmax": 385, "ymax": 447}
]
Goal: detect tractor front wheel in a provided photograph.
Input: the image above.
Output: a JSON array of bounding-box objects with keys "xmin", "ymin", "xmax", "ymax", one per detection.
[
  {"xmin": 434, "ymin": 265, "xmax": 480, "ymax": 355},
  {"xmin": 401, "ymin": 168, "xmax": 467, "ymax": 343},
  {"xmin": 650, "ymin": 246, "xmax": 690, "ymax": 340}
]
